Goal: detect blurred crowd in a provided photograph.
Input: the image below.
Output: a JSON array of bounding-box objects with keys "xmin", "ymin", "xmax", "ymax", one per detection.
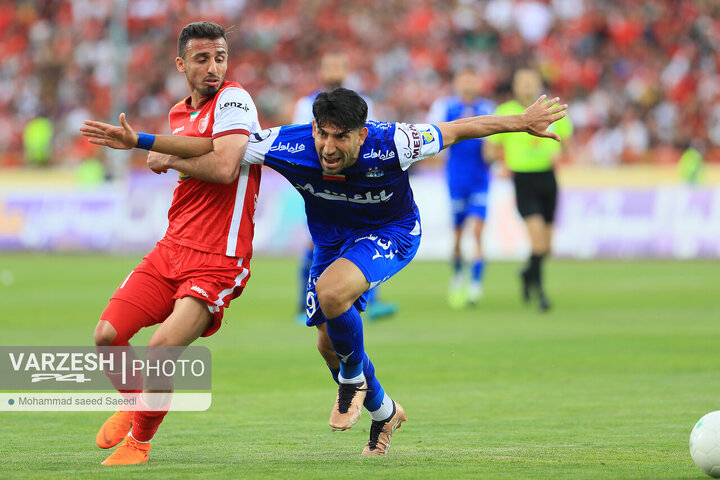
[{"xmin": 1, "ymin": 0, "xmax": 718, "ymax": 171}]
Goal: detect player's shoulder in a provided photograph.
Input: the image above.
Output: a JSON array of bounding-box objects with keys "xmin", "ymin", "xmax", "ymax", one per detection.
[
  {"xmin": 214, "ymin": 81, "xmax": 253, "ymax": 102},
  {"xmin": 170, "ymin": 98, "xmax": 191, "ymax": 113},
  {"xmin": 364, "ymin": 120, "xmax": 400, "ymax": 145},
  {"xmin": 212, "ymin": 82, "xmax": 256, "ymax": 115},
  {"xmin": 280, "ymin": 122, "xmax": 314, "ymax": 139},
  {"xmin": 259, "ymin": 123, "xmax": 314, "ymax": 154},
  {"xmin": 219, "ymin": 80, "xmax": 245, "ymax": 92}
]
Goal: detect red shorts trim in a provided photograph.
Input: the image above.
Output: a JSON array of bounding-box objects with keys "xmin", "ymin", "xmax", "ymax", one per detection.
[{"xmin": 107, "ymin": 239, "xmax": 251, "ymax": 338}]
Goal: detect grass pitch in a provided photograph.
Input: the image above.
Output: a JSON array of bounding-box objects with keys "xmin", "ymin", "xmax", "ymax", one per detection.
[{"xmin": 0, "ymin": 253, "xmax": 718, "ymax": 479}]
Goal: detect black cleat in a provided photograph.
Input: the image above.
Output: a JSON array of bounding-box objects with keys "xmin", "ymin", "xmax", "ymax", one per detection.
[{"xmin": 538, "ymin": 293, "xmax": 551, "ymax": 312}]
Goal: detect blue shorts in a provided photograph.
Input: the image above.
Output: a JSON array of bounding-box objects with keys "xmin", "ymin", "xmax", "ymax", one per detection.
[
  {"xmin": 449, "ymin": 180, "xmax": 489, "ymax": 227},
  {"xmin": 304, "ymin": 220, "xmax": 422, "ymax": 326}
]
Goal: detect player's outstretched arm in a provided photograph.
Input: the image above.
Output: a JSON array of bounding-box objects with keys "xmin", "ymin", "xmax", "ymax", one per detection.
[
  {"xmin": 80, "ymin": 113, "xmax": 246, "ymax": 184},
  {"xmin": 80, "ymin": 113, "xmax": 213, "ymax": 157},
  {"xmin": 437, "ymin": 95, "xmax": 567, "ymax": 149}
]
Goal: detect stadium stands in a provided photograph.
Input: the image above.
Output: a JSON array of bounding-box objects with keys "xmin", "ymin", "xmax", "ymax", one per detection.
[{"xmin": 1, "ymin": 0, "xmax": 719, "ymax": 170}]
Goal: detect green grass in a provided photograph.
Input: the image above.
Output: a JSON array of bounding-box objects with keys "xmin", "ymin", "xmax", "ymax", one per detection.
[{"xmin": 0, "ymin": 253, "xmax": 718, "ymax": 479}]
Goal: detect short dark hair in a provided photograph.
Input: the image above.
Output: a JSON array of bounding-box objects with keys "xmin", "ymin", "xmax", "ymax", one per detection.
[
  {"xmin": 178, "ymin": 21, "xmax": 226, "ymax": 58},
  {"xmin": 312, "ymin": 88, "xmax": 368, "ymax": 131}
]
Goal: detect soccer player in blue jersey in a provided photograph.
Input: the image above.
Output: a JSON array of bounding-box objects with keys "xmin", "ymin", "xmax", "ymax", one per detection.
[
  {"xmin": 82, "ymin": 87, "xmax": 567, "ymax": 455},
  {"xmin": 292, "ymin": 52, "xmax": 396, "ymax": 323},
  {"xmin": 427, "ymin": 67, "xmax": 495, "ymax": 308}
]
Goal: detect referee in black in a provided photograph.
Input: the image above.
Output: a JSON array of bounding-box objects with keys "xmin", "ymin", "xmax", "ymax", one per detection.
[{"xmin": 485, "ymin": 68, "xmax": 573, "ymax": 311}]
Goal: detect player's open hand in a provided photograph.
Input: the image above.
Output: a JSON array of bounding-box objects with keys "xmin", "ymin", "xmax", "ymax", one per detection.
[
  {"xmin": 522, "ymin": 95, "xmax": 567, "ymax": 142},
  {"xmin": 80, "ymin": 113, "xmax": 139, "ymax": 150}
]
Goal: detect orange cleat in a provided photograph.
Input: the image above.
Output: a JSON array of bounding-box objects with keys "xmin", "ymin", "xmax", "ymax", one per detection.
[
  {"xmin": 362, "ymin": 401, "xmax": 407, "ymax": 455},
  {"xmin": 329, "ymin": 380, "xmax": 368, "ymax": 431},
  {"xmin": 100, "ymin": 436, "xmax": 150, "ymax": 466},
  {"xmin": 96, "ymin": 410, "xmax": 133, "ymax": 449}
]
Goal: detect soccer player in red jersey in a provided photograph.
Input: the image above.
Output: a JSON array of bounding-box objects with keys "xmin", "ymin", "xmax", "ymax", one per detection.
[{"xmin": 81, "ymin": 21, "xmax": 261, "ymax": 466}]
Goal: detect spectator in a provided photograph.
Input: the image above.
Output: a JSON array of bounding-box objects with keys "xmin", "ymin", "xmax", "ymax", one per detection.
[{"xmin": 2, "ymin": 0, "xmax": 719, "ymax": 169}]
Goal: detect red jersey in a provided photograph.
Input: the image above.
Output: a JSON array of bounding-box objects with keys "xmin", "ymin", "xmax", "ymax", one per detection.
[{"xmin": 165, "ymin": 81, "xmax": 261, "ymax": 258}]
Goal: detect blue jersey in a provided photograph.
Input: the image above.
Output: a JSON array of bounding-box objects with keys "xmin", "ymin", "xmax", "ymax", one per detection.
[
  {"xmin": 244, "ymin": 122, "xmax": 443, "ymax": 247},
  {"xmin": 427, "ymin": 96, "xmax": 495, "ymax": 188}
]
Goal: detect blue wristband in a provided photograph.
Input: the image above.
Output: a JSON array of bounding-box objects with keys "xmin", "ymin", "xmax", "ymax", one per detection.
[{"xmin": 136, "ymin": 133, "xmax": 156, "ymax": 150}]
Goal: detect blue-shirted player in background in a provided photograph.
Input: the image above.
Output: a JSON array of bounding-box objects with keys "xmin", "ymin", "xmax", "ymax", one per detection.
[
  {"xmin": 292, "ymin": 52, "xmax": 397, "ymax": 323},
  {"xmin": 427, "ymin": 66, "xmax": 495, "ymax": 308},
  {"xmin": 84, "ymin": 88, "xmax": 567, "ymax": 456}
]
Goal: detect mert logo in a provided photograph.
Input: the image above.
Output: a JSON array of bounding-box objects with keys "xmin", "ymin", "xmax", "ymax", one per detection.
[
  {"xmin": 190, "ymin": 285, "xmax": 209, "ymax": 298},
  {"xmin": 366, "ymin": 168, "xmax": 384, "ymax": 178},
  {"xmin": 172, "ymin": 126, "xmax": 185, "ymax": 134},
  {"xmin": 219, "ymin": 101, "xmax": 250, "ymax": 112}
]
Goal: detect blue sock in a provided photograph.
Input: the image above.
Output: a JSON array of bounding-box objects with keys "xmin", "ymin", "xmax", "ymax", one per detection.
[
  {"xmin": 327, "ymin": 365, "xmax": 340, "ymax": 384},
  {"xmin": 298, "ymin": 247, "xmax": 314, "ymax": 312},
  {"xmin": 362, "ymin": 353, "xmax": 385, "ymax": 411},
  {"xmin": 325, "ymin": 306, "xmax": 365, "ymax": 380},
  {"xmin": 472, "ymin": 259, "xmax": 484, "ymax": 283}
]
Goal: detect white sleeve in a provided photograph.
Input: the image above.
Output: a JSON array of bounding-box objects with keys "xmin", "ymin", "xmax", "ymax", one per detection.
[
  {"xmin": 394, "ymin": 123, "xmax": 444, "ymax": 171},
  {"xmin": 426, "ymin": 98, "xmax": 447, "ymax": 124},
  {"xmin": 242, "ymin": 127, "xmax": 281, "ymax": 165},
  {"xmin": 292, "ymin": 96, "xmax": 315, "ymax": 124},
  {"xmin": 212, "ymin": 87, "xmax": 260, "ymax": 138}
]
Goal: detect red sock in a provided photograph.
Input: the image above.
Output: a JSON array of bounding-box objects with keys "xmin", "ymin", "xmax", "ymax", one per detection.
[
  {"xmin": 131, "ymin": 410, "xmax": 168, "ymax": 442},
  {"xmin": 102, "ymin": 342, "xmax": 143, "ymax": 400}
]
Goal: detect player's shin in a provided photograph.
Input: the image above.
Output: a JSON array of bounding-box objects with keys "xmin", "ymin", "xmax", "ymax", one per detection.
[
  {"xmin": 325, "ymin": 307, "xmax": 365, "ymax": 383},
  {"xmin": 325, "ymin": 306, "xmax": 368, "ymax": 430},
  {"xmin": 100, "ymin": 342, "xmax": 144, "ymax": 399},
  {"xmin": 362, "ymin": 354, "xmax": 394, "ymax": 421}
]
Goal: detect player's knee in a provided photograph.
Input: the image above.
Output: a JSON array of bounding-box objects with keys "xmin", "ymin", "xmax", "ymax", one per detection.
[
  {"xmin": 315, "ymin": 283, "xmax": 348, "ymax": 319},
  {"xmin": 94, "ymin": 320, "xmax": 118, "ymax": 346}
]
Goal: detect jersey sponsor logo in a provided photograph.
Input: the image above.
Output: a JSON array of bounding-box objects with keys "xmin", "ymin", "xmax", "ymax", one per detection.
[
  {"xmin": 269, "ymin": 141, "xmax": 306, "ymax": 154},
  {"xmin": 295, "ymin": 183, "xmax": 393, "ymax": 204},
  {"xmin": 172, "ymin": 125, "xmax": 185, "ymax": 134},
  {"xmin": 250, "ymin": 129, "xmax": 273, "ymax": 143},
  {"xmin": 190, "ymin": 285, "xmax": 209, "ymax": 298},
  {"xmin": 369, "ymin": 121, "xmax": 393, "ymax": 130},
  {"xmin": 354, "ymin": 234, "xmax": 397, "ymax": 260},
  {"xmin": 198, "ymin": 114, "xmax": 210, "ymax": 134},
  {"xmin": 421, "ymin": 129, "xmax": 435, "ymax": 145},
  {"xmin": 219, "ymin": 101, "xmax": 250, "ymax": 112},
  {"xmin": 362, "ymin": 148, "xmax": 395, "ymax": 161}
]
